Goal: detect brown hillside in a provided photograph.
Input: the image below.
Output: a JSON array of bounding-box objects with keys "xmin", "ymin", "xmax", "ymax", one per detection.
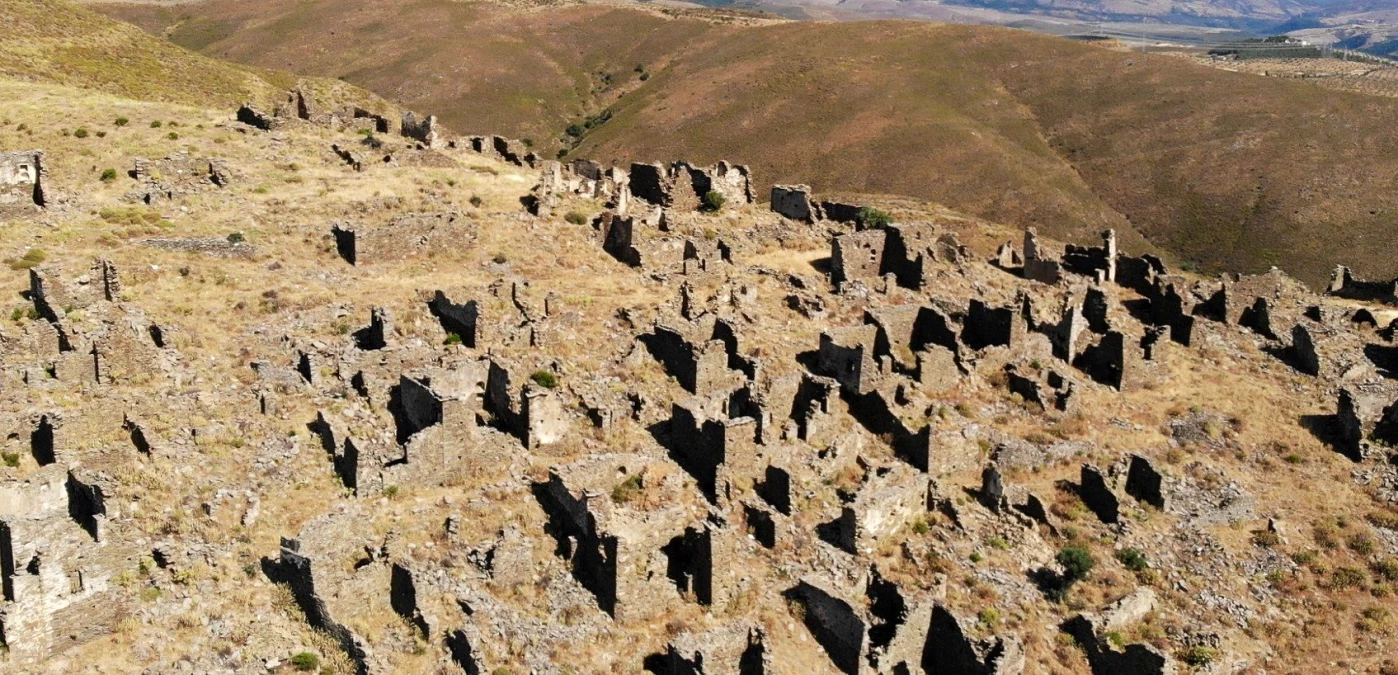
[
  {"xmin": 101, "ymin": 0, "xmax": 731, "ymax": 150},
  {"xmin": 96, "ymin": 0, "xmax": 1398, "ymax": 287}
]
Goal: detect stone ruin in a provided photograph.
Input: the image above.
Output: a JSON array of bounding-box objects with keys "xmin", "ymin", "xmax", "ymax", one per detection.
[
  {"xmin": 0, "ymin": 150, "xmax": 47, "ymax": 216},
  {"xmin": 629, "ymin": 161, "xmax": 753, "ymax": 211},
  {"xmin": 528, "ymin": 159, "xmax": 629, "ymax": 217},
  {"xmin": 126, "ymin": 152, "xmax": 231, "ymax": 204},
  {"xmin": 242, "ymin": 88, "xmax": 396, "ymax": 136},
  {"xmin": 16, "ymin": 113, "xmax": 1398, "ymax": 672},
  {"xmin": 400, "ymin": 111, "xmax": 442, "ymax": 149},
  {"xmin": 768, "ymin": 184, "xmax": 868, "ymax": 224},
  {"xmin": 829, "ymin": 221, "xmax": 968, "ymax": 291},
  {"xmin": 1327, "ymin": 264, "xmax": 1398, "ymax": 304},
  {"xmin": 332, "ymin": 212, "xmax": 475, "ymax": 266}
]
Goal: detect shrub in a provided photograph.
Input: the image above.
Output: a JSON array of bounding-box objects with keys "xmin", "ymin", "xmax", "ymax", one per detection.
[
  {"xmin": 1178, "ymin": 646, "xmax": 1218, "ymax": 667},
  {"xmin": 167, "ymin": 132, "xmax": 179, "ymax": 140},
  {"xmin": 1251, "ymin": 530, "xmax": 1280, "ymax": 548},
  {"xmin": 530, "ymin": 370, "xmax": 558, "ymax": 389},
  {"xmin": 7, "ymin": 248, "xmax": 46, "ymax": 270},
  {"xmin": 611, "ymin": 474, "xmax": 643, "ymax": 504},
  {"xmin": 1372, "ymin": 557, "xmax": 1398, "ymax": 582},
  {"xmin": 289, "ymin": 652, "xmax": 319, "ymax": 671},
  {"xmin": 382, "ymin": 485, "xmax": 400, "ymax": 499},
  {"xmin": 469, "ymin": 195, "xmax": 483, "ymax": 207},
  {"xmin": 227, "ymin": 232, "xmax": 246, "ymax": 244},
  {"xmin": 74, "ymin": 127, "xmax": 91, "ymax": 138},
  {"xmin": 114, "ymin": 116, "xmax": 129, "ymax": 126},
  {"xmin": 1332, "ymin": 566, "xmax": 1367, "ymax": 590},
  {"xmin": 443, "ymin": 332, "xmax": 463, "ymax": 346},
  {"xmin": 977, "ymin": 608, "xmax": 1000, "ymax": 626},
  {"xmin": 987, "ymin": 536, "xmax": 1009, "ymax": 550},
  {"xmin": 1349, "ymin": 533, "xmax": 1376, "ymax": 555},
  {"xmin": 150, "ymin": 120, "xmax": 162, "ymax": 128},
  {"xmin": 564, "ymin": 211, "xmax": 588, "ymax": 225},
  {"xmin": 1058, "ymin": 546, "xmax": 1095, "ymax": 582},
  {"xmin": 858, "ymin": 206, "xmax": 893, "ymax": 228},
  {"xmin": 99, "ymin": 168, "xmax": 117, "ymax": 182},
  {"xmin": 1116, "ymin": 548, "xmax": 1149, "ymax": 571},
  {"xmin": 702, "ymin": 190, "xmax": 726, "ymax": 212},
  {"xmin": 1, "ymin": 452, "xmax": 18, "ymax": 468}
]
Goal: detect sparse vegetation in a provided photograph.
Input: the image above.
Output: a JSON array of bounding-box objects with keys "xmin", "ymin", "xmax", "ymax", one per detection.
[
  {"xmin": 701, "ymin": 190, "xmax": 726, "ymax": 212},
  {"xmin": 530, "ymin": 370, "xmax": 558, "ymax": 389},
  {"xmin": 857, "ymin": 206, "xmax": 892, "ymax": 228},
  {"xmin": 1058, "ymin": 546, "xmax": 1095, "ymax": 583},
  {"xmin": 611, "ymin": 474, "xmax": 643, "ymax": 504},
  {"xmin": 289, "ymin": 652, "xmax": 319, "ymax": 671},
  {"xmin": 1115, "ymin": 548, "xmax": 1148, "ymax": 572}
]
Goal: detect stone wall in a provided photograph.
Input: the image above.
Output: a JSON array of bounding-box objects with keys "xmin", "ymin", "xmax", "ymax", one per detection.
[{"xmin": 0, "ymin": 150, "xmax": 46, "ymax": 216}]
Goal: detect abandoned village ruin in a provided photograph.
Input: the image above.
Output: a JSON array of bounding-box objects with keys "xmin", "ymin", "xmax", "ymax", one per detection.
[{"xmin": 2, "ymin": 85, "xmax": 1398, "ymax": 675}]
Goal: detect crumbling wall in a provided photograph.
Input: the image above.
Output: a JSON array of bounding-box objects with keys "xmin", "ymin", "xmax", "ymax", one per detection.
[
  {"xmin": 790, "ymin": 581, "xmax": 866, "ymax": 675},
  {"xmin": 830, "ymin": 230, "xmax": 887, "ymax": 289},
  {"xmin": 0, "ymin": 150, "xmax": 47, "ymax": 215},
  {"xmin": 770, "ymin": 184, "xmax": 818, "ymax": 222},
  {"xmin": 400, "ymin": 111, "xmax": 442, "ymax": 148}
]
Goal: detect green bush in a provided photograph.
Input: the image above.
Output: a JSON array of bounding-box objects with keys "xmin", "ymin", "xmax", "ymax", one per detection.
[
  {"xmin": 167, "ymin": 132, "xmax": 179, "ymax": 140},
  {"xmin": 858, "ymin": 206, "xmax": 893, "ymax": 228},
  {"xmin": 611, "ymin": 474, "xmax": 643, "ymax": 504},
  {"xmin": 73, "ymin": 127, "xmax": 88, "ymax": 139},
  {"xmin": 114, "ymin": 116, "xmax": 129, "ymax": 127},
  {"xmin": 1116, "ymin": 548, "xmax": 1149, "ymax": 571},
  {"xmin": 702, "ymin": 190, "xmax": 726, "ymax": 212},
  {"xmin": 7, "ymin": 248, "xmax": 46, "ymax": 270},
  {"xmin": 289, "ymin": 652, "xmax": 319, "ymax": 672},
  {"xmin": 530, "ymin": 370, "xmax": 558, "ymax": 389},
  {"xmin": 1058, "ymin": 546, "xmax": 1095, "ymax": 582},
  {"xmin": 99, "ymin": 168, "xmax": 117, "ymax": 182},
  {"xmin": 1178, "ymin": 646, "xmax": 1218, "ymax": 667},
  {"xmin": 1, "ymin": 452, "xmax": 19, "ymax": 468},
  {"xmin": 227, "ymin": 232, "xmax": 246, "ymax": 244},
  {"xmin": 1332, "ymin": 566, "xmax": 1367, "ymax": 590},
  {"xmin": 469, "ymin": 195, "xmax": 483, "ymax": 207},
  {"xmin": 150, "ymin": 120, "xmax": 162, "ymax": 128},
  {"xmin": 564, "ymin": 211, "xmax": 588, "ymax": 226},
  {"xmin": 443, "ymin": 332, "xmax": 463, "ymax": 346}
]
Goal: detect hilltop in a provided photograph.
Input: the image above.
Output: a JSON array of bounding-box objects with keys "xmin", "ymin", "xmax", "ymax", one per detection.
[
  {"xmin": 2, "ymin": 2, "xmax": 1398, "ymax": 674},
  {"xmin": 97, "ymin": 0, "xmax": 1398, "ymax": 288}
]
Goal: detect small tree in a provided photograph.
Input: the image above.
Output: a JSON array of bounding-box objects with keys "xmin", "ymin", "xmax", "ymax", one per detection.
[
  {"xmin": 99, "ymin": 168, "xmax": 117, "ymax": 182},
  {"xmin": 1115, "ymin": 547, "xmax": 1148, "ymax": 572},
  {"xmin": 1058, "ymin": 546, "xmax": 1096, "ymax": 583},
  {"xmin": 702, "ymin": 190, "xmax": 726, "ymax": 212},
  {"xmin": 530, "ymin": 370, "xmax": 559, "ymax": 389},
  {"xmin": 858, "ymin": 206, "xmax": 892, "ymax": 228}
]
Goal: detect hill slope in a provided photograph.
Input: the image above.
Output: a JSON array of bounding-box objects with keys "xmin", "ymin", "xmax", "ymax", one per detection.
[{"xmin": 98, "ymin": 0, "xmax": 1398, "ymax": 287}]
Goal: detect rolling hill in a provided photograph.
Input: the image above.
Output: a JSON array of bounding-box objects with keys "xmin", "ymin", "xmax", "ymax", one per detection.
[{"xmin": 95, "ymin": 0, "xmax": 1398, "ymax": 288}]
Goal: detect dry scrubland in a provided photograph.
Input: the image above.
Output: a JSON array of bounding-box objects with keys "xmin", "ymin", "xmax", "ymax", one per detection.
[
  {"xmin": 2, "ymin": 62, "xmax": 1398, "ymax": 675},
  {"xmin": 0, "ymin": 1, "xmax": 1396, "ymax": 674},
  {"xmin": 96, "ymin": 0, "xmax": 1398, "ymax": 288}
]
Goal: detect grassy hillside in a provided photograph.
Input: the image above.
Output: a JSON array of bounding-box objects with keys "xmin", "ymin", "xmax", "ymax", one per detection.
[
  {"xmin": 0, "ymin": 0, "xmax": 302, "ymax": 107},
  {"xmin": 96, "ymin": 0, "xmax": 1398, "ymax": 287},
  {"xmin": 103, "ymin": 0, "xmax": 733, "ymax": 152}
]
